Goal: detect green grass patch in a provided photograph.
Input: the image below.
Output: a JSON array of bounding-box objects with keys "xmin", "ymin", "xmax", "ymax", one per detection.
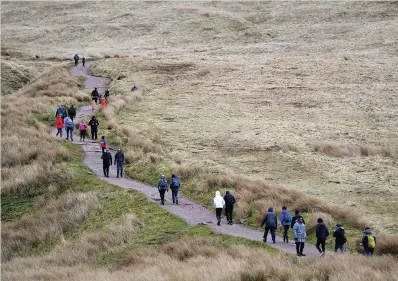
[{"xmin": 1, "ymin": 194, "xmax": 36, "ymax": 222}]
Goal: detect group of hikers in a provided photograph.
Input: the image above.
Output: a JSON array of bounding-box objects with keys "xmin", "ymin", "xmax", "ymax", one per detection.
[
  {"xmin": 157, "ymin": 174, "xmax": 181, "ymax": 205},
  {"xmin": 91, "ymin": 87, "xmax": 109, "ymax": 111},
  {"xmin": 73, "ymin": 54, "xmax": 86, "ymax": 67}
]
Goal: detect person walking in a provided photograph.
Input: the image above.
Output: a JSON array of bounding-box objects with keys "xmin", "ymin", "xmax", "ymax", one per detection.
[
  {"xmin": 170, "ymin": 174, "xmax": 181, "ymax": 204},
  {"xmin": 68, "ymin": 105, "xmax": 76, "ymax": 121},
  {"xmin": 91, "ymin": 88, "xmax": 99, "ymax": 104},
  {"xmin": 315, "ymin": 218, "xmax": 329, "ymax": 257},
  {"xmin": 82, "ymin": 56, "xmax": 86, "ymax": 67},
  {"xmin": 280, "ymin": 206, "xmax": 292, "ymax": 243},
  {"xmin": 260, "ymin": 207, "xmax": 277, "ymax": 243},
  {"xmin": 213, "ymin": 191, "xmax": 225, "ymax": 226},
  {"xmin": 55, "ymin": 105, "xmax": 65, "ymax": 118},
  {"xmin": 55, "ymin": 115, "xmax": 64, "ymax": 137},
  {"xmin": 73, "ymin": 54, "xmax": 79, "ymax": 67},
  {"xmin": 114, "ymin": 148, "xmax": 125, "ymax": 178},
  {"xmin": 333, "ymin": 223, "xmax": 347, "ymax": 253},
  {"xmin": 100, "ymin": 97, "xmax": 107, "ymax": 108},
  {"xmin": 361, "ymin": 227, "xmax": 376, "ymax": 256},
  {"xmin": 64, "ymin": 116, "xmax": 74, "ymax": 141},
  {"xmin": 79, "ymin": 119, "xmax": 88, "ymax": 141},
  {"xmin": 100, "ymin": 136, "xmax": 107, "ymax": 153},
  {"xmin": 88, "ymin": 116, "xmax": 99, "ymax": 140},
  {"xmin": 291, "ymin": 210, "xmax": 305, "ymax": 229},
  {"xmin": 101, "ymin": 149, "xmax": 112, "ymax": 178},
  {"xmin": 157, "ymin": 175, "xmax": 168, "ymax": 205},
  {"xmin": 223, "ymin": 191, "xmax": 236, "ymax": 225},
  {"xmin": 293, "ymin": 217, "xmax": 307, "ymax": 256},
  {"xmin": 104, "ymin": 89, "xmax": 110, "ymax": 103}
]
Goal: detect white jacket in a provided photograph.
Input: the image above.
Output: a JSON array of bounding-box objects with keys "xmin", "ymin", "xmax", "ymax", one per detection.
[{"xmin": 213, "ymin": 191, "xmax": 225, "ymax": 208}]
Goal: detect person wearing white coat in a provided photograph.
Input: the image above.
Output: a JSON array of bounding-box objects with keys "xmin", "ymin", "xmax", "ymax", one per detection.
[{"xmin": 213, "ymin": 191, "xmax": 225, "ymax": 226}]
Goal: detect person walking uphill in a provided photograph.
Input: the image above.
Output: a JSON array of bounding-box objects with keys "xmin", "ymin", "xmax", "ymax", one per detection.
[
  {"xmin": 170, "ymin": 174, "xmax": 180, "ymax": 204},
  {"xmin": 213, "ymin": 191, "xmax": 225, "ymax": 226},
  {"xmin": 101, "ymin": 149, "xmax": 112, "ymax": 178},
  {"xmin": 316, "ymin": 218, "xmax": 329, "ymax": 257},
  {"xmin": 114, "ymin": 148, "xmax": 125, "ymax": 178},
  {"xmin": 293, "ymin": 217, "xmax": 307, "ymax": 256},
  {"xmin": 224, "ymin": 191, "xmax": 236, "ymax": 225},
  {"xmin": 88, "ymin": 116, "xmax": 99, "ymax": 140},
  {"xmin": 280, "ymin": 207, "xmax": 292, "ymax": 243},
  {"xmin": 157, "ymin": 175, "xmax": 168, "ymax": 205},
  {"xmin": 79, "ymin": 119, "xmax": 88, "ymax": 141},
  {"xmin": 74, "ymin": 54, "xmax": 79, "ymax": 67},
  {"xmin": 260, "ymin": 207, "xmax": 277, "ymax": 243},
  {"xmin": 91, "ymin": 88, "xmax": 99, "ymax": 104},
  {"xmin": 361, "ymin": 227, "xmax": 376, "ymax": 256},
  {"xmin": 68, "ymin": 105, "xmax": 76, "ymax": 121},
  {"xmin": 55, "ymin": 115, "xmax": 64, "ymax": 137},
  {"xmin": 64, "ymin": 116, "xmax": 74, "ymax": 141},
  {"xmin": 333, "ymin": 223, "xmax": 347, "ymax": 253}
]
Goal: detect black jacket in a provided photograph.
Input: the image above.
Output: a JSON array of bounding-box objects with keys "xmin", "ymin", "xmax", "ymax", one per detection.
[
  {"xmin": 291, "ymin": 213, "xmax": 305, "ymax": 229},
  {"xmin": 260, "ymin": 212, "xmax": 277, "ymax": 228},
  {"xmin": 316, "ymin": 223, "xmax": 330, "ymax": 240},
  {"xmin": 101, "ymin": 152, "xmax": 112, "ymax": 166},
  {"xmin": 333, "ymin": 227, "xmax": 346, "ymax": 244},
  {"xmin": 223, "ymin": 193, "xmax": 236, "ymax": 205},
  {"xmin": 88, "ymin": 118, "xmax": 99, "ymax": 128},
  {"xmin": 114, "ymin": 151, "xmax": 125, "ymax": 164},
  {"xmin": 92, "ymin": 89, "xmax": 99, "ymax": 98},
  {"xmin": 68, "ymin": 107, "xmax": 76, "ymax": 118}
]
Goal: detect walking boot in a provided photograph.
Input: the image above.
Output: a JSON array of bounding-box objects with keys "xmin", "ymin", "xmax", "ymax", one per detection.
[{"xmin": 176, "ymin": 200, "xmax": 178, "ymax": 205}]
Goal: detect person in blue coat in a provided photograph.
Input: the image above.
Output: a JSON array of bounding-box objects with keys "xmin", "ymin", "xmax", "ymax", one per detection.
[
  {"xmin": 73, "ymin": 54, "xmax": 79, "ymax": 67},
  {"xmin": 279, "ymin": 206, "xmax": 292, "ymax": 243},
  {"xmin": 293, "ymin": 217, "xmax": 307, "ymax": 256}
]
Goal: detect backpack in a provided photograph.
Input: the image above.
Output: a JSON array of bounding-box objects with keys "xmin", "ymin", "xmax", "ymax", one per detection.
[
  {"xmin": 65, "ymin": 118, "xmax": 73, "ymax": 128},
  {"xmin": 172, "ymin": 177, "xmax": 180, "ymax": 188},
  {"xmin": 159, "ymin": 179, "xmax": 167, "ymax": 189},
  {"xmin": 367, "ymin": 235, "xmax": 375, "ymax": 249},
  {"xmin": 283, "ymin": 213, "xmax": 290, "ymax": 223}
]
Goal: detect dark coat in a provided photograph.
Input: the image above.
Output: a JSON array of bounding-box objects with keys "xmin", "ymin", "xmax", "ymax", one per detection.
[
  {"xmin": 91, "ymin": 89, "xmax": 99, "ymax": 98},
  {"xmin": 223, "ymin": 193, "xmax": 236, "ymax": 205},
  {"xmin": 68, "ymin": 107, "xmax": 76, "ymax": 118},
  {"xmin": 333, "ymin": 227, "xmax": 346, "ymax": 244},
  {"xmin": 261, "ymin": 209, "xmax": 277, "ymax": 229},
  {"xmin": 88, "ymin": 118, "xmax": 99, "ymax": 129},
  {"xmin": 291, "ymin": 213, "xmax": 305, "ymax": 229},
  {"xmin": 114, "ymin": 151, "xmax": 125, "ymax": 164},
  {"xmin": 316, "ymin": 223, "xmax": 330, "ymax": 240},
  {"xmin": 101, "ymin": 152, "xmax": 112, "ymax": 166}
]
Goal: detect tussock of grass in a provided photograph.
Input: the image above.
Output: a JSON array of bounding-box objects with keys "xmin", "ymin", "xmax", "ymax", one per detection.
[
  {"xmin": 313, "ymin": 142, "xmax": 396, "ymax": 158},
  {"xmin": 1, "ymin": 192, "xmax": 99, "ymax": 261}
]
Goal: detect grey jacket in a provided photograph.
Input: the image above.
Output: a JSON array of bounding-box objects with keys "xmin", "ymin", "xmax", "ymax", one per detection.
[
  {"xmin": 293, "ymin": 222, "xmax": 307, "ymax": 242},
  {"xmin": 260, "ymin": 209, "xmax": 277, "ymax": 228}
]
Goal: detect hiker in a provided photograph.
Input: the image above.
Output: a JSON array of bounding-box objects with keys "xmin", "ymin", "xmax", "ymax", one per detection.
[
  {"xmin": 82, "ymin": 56, "xmax": 86, "ymax": 67},
  {"xmin": 157, "ymin": 175, "xmax": 168, "ymax": 205},
  {"xmin": 68, "ymin": 105, "xmax": 76, "ymax": 121},
  {"xmin": 316, "ymin": 218, "xmax": 329, "ymax": 257},
  {"xmin": 260, "ymin": 207, "xmax": 277, "ymax": 243},
  {"xmin": 213, "ymin": 191, "xmax": 225, "ymax": 226},
  {"xmin": 64, "ymin": 116, "xmax": 74, "ymax": 141},
  {"xmin": 100, "ymin": 136, "xmax": 107, "ymax": 153},
  {"xmin": 88, "ymin": 116, "xmax": 99, "ymax": 140},
  {"xmin": 333, "ymin": 223, "xmax": 347, "ymax": 253},
  {"xmin": 170, "ymin": 174, "xmax": 181, "ymax": 204},
  {"xmin": 104, "ymin": 89, "xmax": 110, "ymax": 102},
  {"xmin": 91, "ymin": 88, "xmax": 99, "ymax": 104},
  {"xmin": 101, "ymin": 149, "xmax": 112, "ymax": 177},
  {"xmin": 100, "ymin": 97, "xmax": 106, "ymax": 108},
  {"xmin": 280, "ymin": 206, "xmax": 292, "ymax": 243},
  {"xmin": 79, "ymin": 119, "xmax": 87, "ymax": 141},
  {"xmin": 114, "ymin": 148, "xmax": 125, "ymax": 178},
  {"xmin": 55, "ymin": 115, "xmax": 64, "ymax": 137},
  {"xmin": 55, "ymin": 105, "xmax": 65, "ymax": 118},
  {"xmin": 74, "ymin": 54, "xmax": 79, "ymax": 67},
  {"xmin": 361, "ymin": 227, "xmax": 376, "ymax": 256},
  {"xmin": 223, "ymin": 191, "xmax": 236, "ymax": 225},
  {"xmin": 293, "ymin": 217, "xmax": 307, "ymax": 256},
  {"xmin": 291, "ymin": 210, "xmax": 305, "ymax": 229},
  {"xmin": 131, "ymin": 85, "xmax": 137, "ymax": 91}
]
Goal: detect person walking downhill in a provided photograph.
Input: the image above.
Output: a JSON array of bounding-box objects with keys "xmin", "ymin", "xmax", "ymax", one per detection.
[
  {"xmin": 79, "ymin": 119, "xmax": 88, "ymax": 141},
  {"xmin": 170, "ymin": 174, "xmax": 181, "ymax": 204},
  {"xmin": 88, "ymin": 116, "xmax": 99, "ymax": 140},
  {"xmin": 213, "ymin": 191, "xmax": 225, "ymax": 226},
  {"xmin": 64, "ymin": 116, "xmax": 74, "ymax": 141},
  {"xmin": 91, "ymin": 88, "xmax": 99, "ymax": 104},
  {"xmin": 280, "ymin": 206, "xmax": 292, "ymax": 243},
  {"xmin": 223, "ymin": 191, "xmax": 236, "ymax": 225},
  {"xmin": 82, "ymin": 56, "xmax": 86, "ymax": 67},
  {"xmin": 68, "ymin": 105, "xmax": 76, "ymax": 121},
  {"xmin": 114, "ymin": 148, "xmax": 125, "ymax": 178},
  {"xmin": 157, "ymin": 175, "xmax": 168, "ymax": 205},
  {"xmin": 316, "ymin": 218, "xmax": 329, "ymax": 257},
  {"xmin": 361, "ymin": 227, "xmax": 376, "ymax": 256},
  {"xmin": 291, "ymin": 210, "xmax": 305, "ymax": 229},
  {"xmin": 74, "ymin": 54, "xmax": 79, "ymax": 67},
  {"xmin": 260, "ymin": 207, "xmax": 277, "ymax": 243},
  {"xmin": 100, "ymin": 136, "xmax": 107, "ymax": 153},
  {"xmin": 55, "ymin": 115, "xmax": 64, "ymax": 137},
  {"xmin": 101, "ymin": 149, "xmax": 112, "ymax": 178},
  {"xmin": 293, "ymin": 217, "xmax": 307, "ymax": 256},
  {"xmin": 333, "ymin": 223, "xmax": 347, "ymax": 253},
  {"xmin": 55, "ymin": 105, "xmax": 65, "ymax": 118}
]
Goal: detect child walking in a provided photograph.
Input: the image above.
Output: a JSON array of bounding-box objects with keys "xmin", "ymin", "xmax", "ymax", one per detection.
[
  {"xmin": 79, "ymin": 119, "xmax": 87, "ymax": 141},
  {"xmin": 100, "ymin": 136, "xmax": 107, "ymax": 153},
  {"xmin": 56, "ymin": 115, "xmax": 64, "ymax": 137}
]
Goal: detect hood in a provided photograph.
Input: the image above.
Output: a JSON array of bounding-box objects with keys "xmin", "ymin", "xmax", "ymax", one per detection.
[
  {"xmin": 215, "ymin": 191, "xmax": 221, "ymax": 197},
  {"xmin": 364, "ymin": 228, "xmax": 372, "ymax": 235},
  {"xmin": 268, "ymin": 207, "xmax": 274, "ymax": 212},
  {"xmin": 318, "ymin": 223, "xmax": 326, "ymax": 228},
  {"xmin": 281, "ymin": 209, "xmax": 288, "ymax": 214}
]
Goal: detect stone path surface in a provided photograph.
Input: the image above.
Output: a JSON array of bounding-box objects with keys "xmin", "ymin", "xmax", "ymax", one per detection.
[{"xmin": 52, "ymin": 61, "xmax": 322, "ymax": 257}]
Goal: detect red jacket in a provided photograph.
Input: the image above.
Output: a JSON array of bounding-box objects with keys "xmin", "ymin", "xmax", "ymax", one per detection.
[{"xmin": 56, "ymin": 117, "xmax": 64, "ymax": 129}]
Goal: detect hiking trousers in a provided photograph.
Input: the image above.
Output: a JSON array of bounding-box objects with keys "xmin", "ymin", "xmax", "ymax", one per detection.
[
  {"xmin": 316, "ymin": 238, "xmax": 326, "ymax": 253},
  {"xmin": 80, "ymin": 130, "xmax": 86, "ymax": 141},
  {"xmin": 364, "ymin": 247, "xmax": 374, "ymax": 256},
  {"xmin": 74, "ymin": 60, "xmax": 78, "ymax": 67},
  {"xmin": 216, "ymin": 208, "xmax": 222, "ymax": 224},
  {"xmin": 335, "ymin": 243, "xmax": 345, "ymax": 253},
  {"xmin": 225, "ymin": 204, "xmax": 234, "ymax": 223},
  {"xmin": 283, "ymin": 225, "xmax": 290, "ymax": 242},
  {"xmin": 56, "ymin": 128, "xmax": 63, "ymax": 137},
  {"xmin": 103, "ymin": 165, "xmax": 110, "ymax": 177},
  {"xmin": 91, "ymin": 127, "xmax": 98, "ymax": 140},
  {"xmin": 171, "ymin": 187, "xmax": 179, "ymax": 203},
  {"xmin": 159, "ymin": 189, "xmax": 166, "ymax": 204},
  {"xmin": 116, "ymin": 162, "xmax": 124, "ymax": 177},
  {"xmin": 263, "ymin": 227, "xmax": 276, "ymax": 243},
  {"xmin": 296, "ymin": 242, "xmax": 305, "ymax": 254},
  {"xmin": 66, "ymin": 128, "xmax": 73, "ymax": 140}
]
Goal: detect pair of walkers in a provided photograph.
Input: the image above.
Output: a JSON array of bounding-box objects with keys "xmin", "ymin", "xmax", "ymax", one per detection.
[
  {"xmin": 101, "ymin": 148, "xmax": 125, "ymax": 178},
  {"xmin": 55, "ymin": 105, "xmax": 76, "ymax": 120},
  {"xmin": 73, "ymin": 54, "xmax": 85, "ymax": 67},
  {"xmin": 55, "ymin": 115, "xmax": 75, "ymax": 141},
  {"xmin": 157, "ymin": 174, "xmax": 181, "ymax": 205},
  {"xmin": 213, "ymin": 191, "xmax": 236, "ymax": 226},
  {"xmin": 76, "ymin": 116, "xmax": 98, "ymax": 141}
]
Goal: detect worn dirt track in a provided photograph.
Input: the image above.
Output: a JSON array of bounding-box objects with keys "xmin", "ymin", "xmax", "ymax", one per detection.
[{"xmin": 51, "ymin": 61, "xmax": 322, "ymax": 257}]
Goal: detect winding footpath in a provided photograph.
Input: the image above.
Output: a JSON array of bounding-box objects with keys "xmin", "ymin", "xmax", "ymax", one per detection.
[{"xmin": 52, "ymin": 62, "xmax": 322, "ymax": 257}]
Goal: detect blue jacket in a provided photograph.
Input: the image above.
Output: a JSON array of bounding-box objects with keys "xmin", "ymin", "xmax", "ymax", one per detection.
[
  {"xmin": 279, "ymin": 209, "xmax": 292, "ymax": 226},
  {"xmin": 260, "ymin": 208, "xmax": 277, "ymax": 228},
  {"xmin": 293, "ymin": 221, "xmax": 306, "ymax": 242},
  {"xmin": 223, "ymin": 193, "xmax": 236, "ymax": 205}
]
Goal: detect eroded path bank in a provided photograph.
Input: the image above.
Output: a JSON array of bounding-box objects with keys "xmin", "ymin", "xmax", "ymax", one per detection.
[{"xmin": 51, "ymin": 61, "xmax": 322, "ymax": 257}]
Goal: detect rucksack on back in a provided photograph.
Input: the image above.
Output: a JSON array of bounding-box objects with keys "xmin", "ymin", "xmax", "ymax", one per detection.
[
  {"xmin": 283, "ymin": 213, "xmax": 290, "ymax": 223},
  {"xmin": 65, "ymin": 118, "xmax": 73, "ymax": 127},
  {"xmin": 367, "ymin": 235, "xmax": 376, "ymax": 249},
  {"xmin": 172, "ymin": 177, "xmax": 180, "ymax": 187}
]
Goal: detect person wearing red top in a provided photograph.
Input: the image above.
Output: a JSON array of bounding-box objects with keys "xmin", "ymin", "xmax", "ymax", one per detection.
[{"xmin": 56, "ymin": 115, "xmax": 64, "ymax": 137}]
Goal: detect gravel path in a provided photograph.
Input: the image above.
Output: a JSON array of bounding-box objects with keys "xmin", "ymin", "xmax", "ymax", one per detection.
[{"xmin": 52, "ymin": 62, "xmax": 322, "ymax": 257}]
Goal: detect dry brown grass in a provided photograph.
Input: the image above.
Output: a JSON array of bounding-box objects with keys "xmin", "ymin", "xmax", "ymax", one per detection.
[
  {"xmin": 1, "ymin": 192, "xmax": 99, "ymax": 261},
  {"xmin": 313, "ymin": 142, "xmax": 396, "ymax": 158}
]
